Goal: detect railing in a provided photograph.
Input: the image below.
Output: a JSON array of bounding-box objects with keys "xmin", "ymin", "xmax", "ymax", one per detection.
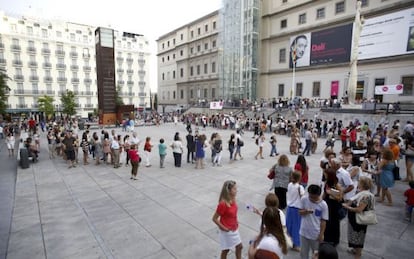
[
  {"xmin": 127, "ymin": 81, "xmax": 134, "ymax": 85},
  {"xmin": 57, "ymin": 77, "xmax": 67, "ymax": 82},
  {"xmin": 70, "ymin": 65, "xmax": 79, "ymax": 70},
  {"xmin": 43, "ymin": 62, "xmax": 52, "ymax": 68},
  {"xmin": 55, "ymin": 50, "xmax": 65, "ymax": 56},
  {"xmin": 13, "ymin": 75, "xmax": 24, "ymax": 81},
  {"xmin": 27, "ymin": 47, "xmax": 36, "ymax": 53},
  {"xmin": 12, "ymin": 60, "xmax": 23, "ymax": 66},
  {"xmin": 70, "ymin": 52, "xmax": 78, "ymax": 58},
  {"xmin": 117, "ymin": 69, "xmax": 124, "ymax": 73},
  {"xmin": 71, "ymin": 78, "xmax": 80, "ymax": 84},
  {"xmin": 29, "ymin": 76, "xmax": 39, "ymax": 81},
  {"xmin": 43, "ymin": 76, "xmax": 53, "ymax": 83},
  {"xmin": 127, "ymin": 69, "xmax": 134, "ymax": 74},
  {"xmin": 56, "ymin": 64, "xmax": 66, "ymax": 69},
  {"xmin": 11, "ymin": 45, "xmax": 21, "ymax": 51},
  {"xmin": 28, "ymin": 61, "xmax": 38, "ymax": 67},
  {"xmin": 41, "ymin": 48, "xmax": 51, "ymax": 55},
  {"xmin": 83, "ymin": 79, "xmax": 92, "ymax": 84},
  {"xmin": 83, "ymin": 65, "xmax": 91, "ymax": 71}
]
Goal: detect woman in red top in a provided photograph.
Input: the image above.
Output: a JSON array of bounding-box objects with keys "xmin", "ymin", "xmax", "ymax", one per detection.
[
  {"xmin": 294, "ymin": 154, "xmax": 309, "ymax": 187},
  {"xmin": 128, "ymin": 144, "xmax": 140, "ymax": 180},
  {"xmin": 144, "ymin": 136, "xmax": 153, "ymax": 167},
  {"xmin": 212, "ymin": 180, "xmax": 243, "ymax": 259}
]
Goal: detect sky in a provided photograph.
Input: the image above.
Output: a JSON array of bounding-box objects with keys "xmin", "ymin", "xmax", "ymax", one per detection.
[{"xmin": 0, "ymin": 0, "xmax": 222, "ymax": 91}]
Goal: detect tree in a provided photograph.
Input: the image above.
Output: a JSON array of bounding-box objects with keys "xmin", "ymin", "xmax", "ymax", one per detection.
[
  {"xmin": 60, "ymin": 90, "xmax": 77, "ymax": 117},
  {"xmin": 153, "ymin": 93, "xmax": 158, "ymax": 111},
  {"xmin": 38, "ymin": 95, "xmax": 55, "ymax": 121},
  {"xmin": 115, "ymin": 85, "xmax": 124, "ymax": 106},
  {"xmin": 0, "ymin": 69, "xmax": 11, "ymax": 116}
]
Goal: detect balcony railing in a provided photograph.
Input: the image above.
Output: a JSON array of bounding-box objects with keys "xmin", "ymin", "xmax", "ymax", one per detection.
[
  {"xmin": 57, "ymin": 77, "xmax": 67, "ymax": 82},
  {"xmin": 138, "ymin": 70, "xmax": 146, "ymax": 76},
  {"xmin": 14, "ymin": 90, "xmax": 50, "ymax": 95},
  {"xmin": 0, "ymin": 42, "xmax": 4, "ymax": 49},
  {"xmin": 127, "ymin": 81, "xmax": 134, "ymax": 85},
  {"xmin": 138, "ymin": 82, "xmax": 146, "ymax": 87},
  {"xmin": 16, "ymin": 104, "xmax": 28, "ymax": 108},
  {"xmin": 117, "ymin": 68, "xmax": 124, "ymax": 73},
  {"xmin": 138, "ymin": 92, "xmax": 146, "ymax": 97},
  {"xmin": 12, "ymin": 60, "xmax": 23, "ymax": 66},
  {"xmin": 43, "ymin": 76, "xmax": 53, "ymax": 83},
  {"xmin": 83, "ymin": 78, "xmax": 92, "ymax": 84},
  {"xmin": 29, "ymin": 76, "xmax": 39, "ymax": 82},
  {"xmin": 41, "ymin": 48, "xmax": 51, "ymax": 55},
  {"xmin": 70, "ymin": 52, "xmax": 78, "ymax": 58},
  {"xmin": 0, "ymin": 59, "xmax": 6, "ymax": 65},
  {"xmin": 70, "ymin": 65, "xmax": 79, "ymax": 70},
  {"xmin": 31, "ymin": 103, "xmax": 39, "ymax": 108},
  {"xmin": 83, "ymin": 65, "xmax": 91, "ymax": 71},
  {"xmin": 116, "ymin": 57, "xmax": 124, "ymax": 62},
  {"xmin": 43, "ymin": 62, "xmax": 52, "ymax": 68},
  {"xmin": 46, "ymin": 90, "xmax": 55, "ymax": 95},
  {"xmin": 126, "ymin": 58, "xmax": 133, "ymax": 63},
  {"xmin": 82, "ymin": 53, "xmax": 90, "ymax": 59},
  {"xmin": 76, "ymin": 91, "xmax": 94, "ymax": 96},
  {"xmin": 127, "ymin": 69, "xmax": 134, "ymax": 74},
  {"xmin": 55, "ymin": 50, "xmax": 65, "ymax": 56},
  {"xmin": 56, "ymin": 64, "xmax": 66, "ymax": 70},
  {"xmin": 27, "ymin": 47, "xmax": 36, "ymax": 53},
  {"xmin": 71, "ymin": 78, "xmax": 80, "ymax": 84},
  {"xmin": 84, "ymin": 103, "xmax": 94, "ymax": 108},
  {"xmin": 28, "ymin": 61, "xmax": 38, "ymax": 67},
  {"xmin": 13, "ymin": 75, "xmax": 24, "ymax": 81},
  {"xmin": 138, "ymin": 59, "xmax": 145, "ymax": 66},
  {"xmin": 11, "ymin": 45, "xmax": 21, "ymax": 52},
  {"xmin": 117, "ymin": 80, "xmax": 125, "ymax": 85}
]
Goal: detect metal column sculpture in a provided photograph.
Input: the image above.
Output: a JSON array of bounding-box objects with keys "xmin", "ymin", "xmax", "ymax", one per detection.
[{"xmin": 347, "ymin": 1, "xmax": 363, "ymax": 105}]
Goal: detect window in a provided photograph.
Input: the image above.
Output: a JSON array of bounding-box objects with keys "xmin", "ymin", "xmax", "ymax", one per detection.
[
  {"xmin": 167, "ymin": 41, "xmax": 170, "ymax": 47},
  {"xmin": 361, "ymin": 0, "xmax": 368, "ymax": 7},
  {"xmin": 312, "ymin": 82, "xmax": 321, "ymax": 97},
  {"xmin": 180, "ymin": 68, "xmax": 184, "ymax": 77},
  {"xmin": 191, "ymin": 31, "xmax": 194, "ymax": 38},
  {"xmin": 212, "ymin": 40, "xmax": 216, "ymax": 48},
  {"xmin": 190, "ymin": 47, "xmax": 194, "ymax": 54},
  {"xmin": 296, "ymin": 82, "xmax": 303, "ymax": 96},
  {"xmin": 298, "ymin": 13, "xmax": 306, "ymax": 25},
  {"xmin": 162, "ymin": 57, "xmax": 164, "ymax": 62},
  {"xmin": 173, "ymin": 54, "xmax": 175, "ymax": 59},
  {"xmin": 162, "ymin": 43, "xmax": 164, "ymax": 49},
  {"xmin": 316, "ymin": 8, "xmax": 325, "ymax": 19},
  {"xmin": 180, "ymin": 50, "xmax": 183, "ymax": 56},
  {"xmin": 70, "ymin": 33, "xmax": 75, "ymax": 41},
  {"xmin": 278, "ymin": 84, "xmax": 284, "ymax": 97},
  {"xmin": 213, "ymin": 21, "xmax": 216, "ymax": 29},
  {"xmin": 26, "ymin": 26, "xmax": 33, "ymax": 35},
  {"xmin": 282, "ymin": 0, "xmax": 288, "ymax": 3},
  {"xmin": 162, "ymin": 73, "xmax": 165, "ymax": 80},
  {"xmin": 281, "ymin": 19, "xmax": 287, "ymax": 29},
  {"xmin": 173, "ymin": 70, "xmax": 175, "ymax": 79},
  {"xmin": 205, "ymin": 24, "xmax": 208, "ymax": 32},
  {"xmin": 204, "ymin": 43, "xmax": 208, "ymax": 50},
  {"xmin": 279, "ymin": 48, "xmax": 286, "ymax": 63},
  {"xmin": 42, "ymin": 29, "xmax": 48, "ymax": 38},
  {"xmin": 190, "ymin": 89, "xmax": 193, "ymax": 98},
  {"xmin": 173, "ymin": 91, "xmax": 176, "ymax": 99},
  {"xmin": 180, "ymin": 34, "xmax": 183, "ymax": 40},
  {"xmin": 190, "ymin": 66, "xmax": 193, "ymax": 76},
  {"xmin": 335, "ymin": 1, "xmax": 345, "ymax": 14},
  {"xmin": 12, "ymin": 38, "xmax": 19, "ymax": 45},
  {"xmin": 402, "ymin": 76, "xmax": 413, "ymax": 96},
  {"xmin": 197, "ymin": 45, "xmax": 201, "ymax": 52},
  {"xmin": 198, "ymin": 28, "xmax": 201, "ymax": 35},
  {"xmin": 204, "ymin": 88, "xmax": 208, "ymax": 98},
  {"xmin": 212, "ymin": 88, "xmax": 215, "ymax": 98},
  {"xmin": 173, "ymin": 39, "xmax": 175, "ymax": 45},
  {"xmin": 180, "ymin": 89, "xmax": 184, "ymax": 99},
  {"xmin": 212, "ymin": 62, "xmax": 216, "ymax": 73},
  {"xmin": 83, "ymin": 35, "xmax": 88, "ymax": 43},
  {"xmin": 204, "ymin": 63, "xmax": 208, "ymax": 74},
  {"xmin": 197, "ymin": 65, "xmax": 200, "ymax": 75}
]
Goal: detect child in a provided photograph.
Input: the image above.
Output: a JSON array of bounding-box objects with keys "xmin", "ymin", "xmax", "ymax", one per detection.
[
  {"xmin": 143, "ymin": 136, "xmax": 153, "ymax": 167},
  {"xmin": 287, "ymin": 171, "xmax": 305, "ymax": 252},
  {"xmin": 404, "ymin": 181, "xmax": 414, "ymax": 222},
  {"xmin": 128, "ymin": 144, "xmax": 140, "ymax": 180},
  {"xmin": 158, "ymin": 138, "xmax": 167, "ymax": 168},
  {"xmin": 212, "ymin": 180, "xmax": 243, "ymax": 259},
  {"xmin": 299, "ymin": 184, "xmax": 329, "ymax": 259}
]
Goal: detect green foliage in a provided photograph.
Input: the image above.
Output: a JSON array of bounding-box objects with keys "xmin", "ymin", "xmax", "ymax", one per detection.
[
  {"xmin": 0, "ymin": 69, "xmax": 11, "ymax": 115},
  {"xmin": 38, "ymin": 95, "xmax": 55, "ymax": 120},
  {"xmin": 115, "ymin": 85, "xmax": 124, "ymax": 106},
  {"xmin": 60, "ymin": 90, "xmax": 77, "ymax": 116}
]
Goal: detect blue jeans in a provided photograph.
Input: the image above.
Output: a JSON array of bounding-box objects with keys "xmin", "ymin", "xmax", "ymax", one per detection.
[{"xmin": 270, "ymin": 144, "xmax": 278, "ymax": 156}]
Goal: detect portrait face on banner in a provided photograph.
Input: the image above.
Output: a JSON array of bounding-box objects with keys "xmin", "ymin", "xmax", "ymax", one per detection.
[{"xmin": 289, "ymin": 33, "xmax": 311, "ymax": 68}]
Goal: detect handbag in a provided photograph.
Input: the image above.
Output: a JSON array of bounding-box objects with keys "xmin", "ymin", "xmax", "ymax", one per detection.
[
  {"xmin": 356, "ymin": 209, "xmax": 378, "ymax": 225},
  {"xmin": 267, "ymin": 167, "xmax": 275, "ymax": 180},
  {"xmin": 338, "ymin": 206, "xmax": 348, "ymax": 221},
  {"xmin": 283, "ymin": 228, "xmax": 293, "ymax": 249}
]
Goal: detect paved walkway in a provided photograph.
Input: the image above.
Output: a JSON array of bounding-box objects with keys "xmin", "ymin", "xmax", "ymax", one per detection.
[{"xmin": 2, "ymin": 124, "xmax": 414, "ymax": 258}]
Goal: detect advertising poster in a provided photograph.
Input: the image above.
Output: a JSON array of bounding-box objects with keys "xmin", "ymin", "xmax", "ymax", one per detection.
[
  {"xmin": 358, "ymin": 7, "xmax": 414, "ymax": 60},
  {"xmin": 210, "ymin": 101, "xmax": 223, "ymax": 110},
  {"xmin": 374, "ymin": 84, "xmax": 404, "ymax": 95},
  {"xmin": 289, "ymin": 33, "xmax": 311, "ymax": 68},
  {"xmin": 310, "ymin": 23, "xmax": 353, "ymax": 66}
]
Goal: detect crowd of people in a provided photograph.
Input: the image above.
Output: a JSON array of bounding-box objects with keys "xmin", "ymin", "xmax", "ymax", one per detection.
[{"xmin": 2, "ymin": 114, "xmax": 414, "ymax": 259}]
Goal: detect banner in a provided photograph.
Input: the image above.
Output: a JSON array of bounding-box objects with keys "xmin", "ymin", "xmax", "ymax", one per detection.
[
  {"xmin": 210, "ymin": 101, "xmax": 223, "ymax": 110},
  {"xmin": 358, "ymin": 7, "xmax": 414, "ymax": 60},
  {"xmin": 374, "ymin": 84, "xmax": 404, "ymax": 95}
]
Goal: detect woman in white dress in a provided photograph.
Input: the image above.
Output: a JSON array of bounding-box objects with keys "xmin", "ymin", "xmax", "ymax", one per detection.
[{"xmin": 6, "ymin": 133, "xmax": 15, "ymax": 156}]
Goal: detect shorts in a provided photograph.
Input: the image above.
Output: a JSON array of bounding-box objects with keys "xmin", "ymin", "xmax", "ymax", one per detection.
[{"xmin": 66, "ymin": 150, "xmax": 76, "ymax": 161}]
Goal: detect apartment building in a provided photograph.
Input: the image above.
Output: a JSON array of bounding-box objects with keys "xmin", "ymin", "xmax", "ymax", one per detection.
[
  {"xmin": 157, "ymin": 11, "xmax": 220, "ymax": 111},
  {"xmin": 259, "ymin": 0, "xmax": 414, "ymax": 103},
  {"xmin": 0, "ymin": 10, "xmax": 151, "ymax": 118}
]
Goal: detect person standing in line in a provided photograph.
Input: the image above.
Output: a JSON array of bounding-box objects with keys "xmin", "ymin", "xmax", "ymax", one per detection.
[
  {"xmin": 254, "ymin": 131, "xmax": 265, "ymax": 160},
  {"xmin": 62, "ymin": 131, "xmax": 77, "ymax": 168},
  {"xmin": 269, "ymin": 129, "xmax": 279, "ymax": 157},
  {"xmin": 234, "ymin": 129, "xmax": 244, "ymax": 160},
  {"xmin": 6, "ymin": 132, "xmax": 15, "ymax": 157},
  {"xmin": 93, "ymin": 133, "xmax": 102, "ymax": 166},
  {"xmin": 323, "ymin": 169, "xmax": 343, "ymax": 247},
  {"xmin": 302, "ymin": 128, "xmax": 312, "ymax": 156},
  {"xmin": 81, "ymin": 132, "xmax": 89, "ymax": 165},
  {"xmin": 228, "ymin": 133, "xmax": 236, "ymax": 162},
  {"xmin": 213, "ymin": 133, "xmax": 223, "ymax": 166},
  {"xmin": 270, "ymin": 154, "xmax": 293, "ymax": 210},
  {"xmin": 378, "ymin": 148, "xmax": 395, "ymax": 206},
  {"xmin": 186, "ymin": 130, "xmax": 196, "ymax": 163},
  {"xmin": 47, "ymin": 129, "xmax": 56, "ymax": 159},
  {"xmin": 295, "ymin": 154, "xmax": 309, "ymax": 188},
  {"xmin": 299, "ymin": 185, "xmax": 329, "ymax": 259},
  {"xmin": 311, "ymin": 129, "xmax": 318, "ymax": 154},
  {"xmin": 171, "ymin": 134, "xmax": 183, "ymax": 167},
  {"xmin": 212, "ymin": 180, "xmax": 243, "ymax": 259},
  {"xmin": 128, "ymin": 144, "xmax": 140, "ymax": 180},
  {"xmin": 158, "ymin": 138, "xmax": 167, "ymax": 168},
  {"xmin": 286, "ymin": 171, "xmax": 305, "ymax": 252},
  {"xmin": 111, "ymin": 135, "xmax": 121, "ymax": 168},
  {"xmin": 143, "ymin": 136, "xmax": 153, "ymax": 167},
  {"xmin": 195, "ymin": 134, "xmax": 206, "ymax": 169},
  {"xmin": 123, "ymin": 135, "xmax": 131, "ymax": 166}
]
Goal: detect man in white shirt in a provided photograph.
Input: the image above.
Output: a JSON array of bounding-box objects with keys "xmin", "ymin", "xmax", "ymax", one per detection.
[
  {"xmin": 130, "ymin": 132, "xmax": 141, "ymax": 147},
  {"xmin": 332, "ymin": 158, "xmax": 355, "ymax": 201}
]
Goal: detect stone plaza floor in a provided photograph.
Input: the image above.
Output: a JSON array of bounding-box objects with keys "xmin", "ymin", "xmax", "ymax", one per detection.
[{"xmin": 1, "ymin": 123, "xmax": 414, "ymax": 258}]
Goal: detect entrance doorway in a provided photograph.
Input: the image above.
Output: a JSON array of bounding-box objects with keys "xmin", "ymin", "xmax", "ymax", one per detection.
[{"xmin": 355, "ymin": 80, "xmax": 364, "ymax": 102}]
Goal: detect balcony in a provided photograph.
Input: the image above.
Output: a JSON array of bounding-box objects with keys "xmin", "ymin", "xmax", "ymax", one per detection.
[
  {"xmin": 0, "ymin": 59, "xmax": 6, "ymax": 66},
  {"xmin": 56, "ymin": 64, "xmax": 66, "ymax": 70},
  {"xmin": 117, "ymin": 68, "xmax": 124, "ymax": 73},
  {"xmin": 0, "ymin": 42, "xmax": 4, "ymax": 49},
  {"xmin": 31, "ymin": 103, "xmax": 39, "ymax": 109},
  {"xmin": 77, "ymin": 91, "xmax": 94, "ymax": 96},
  {"xmin": 70, "ymin": 52, "xmax": 78, "ymax": 58},
  {"xmin": 41, "ymin": 48, "xmax": 51, "ymax": 55},
  {"xmin": 138, "ymin": 59, "xmax": 145, "ymax": 66},
  {"xmin": 46, "ymin": 90, "xmax": 55, "ymax": 95},
  {"xmin": 10, "ymin": 45, "xmax": 21, "ymax": 52},
  {"xmin": 29, "ymin": 75, "xmax": 39, "ymax": 82},
  {"xmin": 13, "ymin": 90, "xmax": 46, "ymax": 95},
  {"xmin": 43, "ymin": 76, "xmax": 53, "ymax": 83},
  {"xmin": 13, "ymin": 75, "xmax": 24, "ymax": 81},
  {"xmin": 57, "ymin": 77, "xmax": 67, "ymax": 83},
  {"xmin": 84, "ymin": 103, "xmax": 94, "ymax": 108},
  {"xmin": 127, "ymin": 81, "xmax": 134, "ymax": 86},
  {"xmin": 28, "ymin": 61, "xmax": 38, "ymax": 67},
  {"xmin": 16, "ymin": 104, "xmax": 28, "ymax": 109},
  {"xmin": 71, "ymin": 78, "xmax": 80, "ymax": 84},
  {"xmin": 138, "ymin": 92, "xmax": 146, "ymax": 97},
  {"xmin": 82, "ymin": 53, "xmax": 90, "ymax": 59},
  {"xmin": 12, "ymin": 60, "xmax": 23, "ymax": 67},
  {"xmin": 83, "ymin": 78, "xmax": 92, "ymax": 84},
  {"xmin": 27, "ymin": 46, "xmax": 36, "ymax": 53},
  {"xmin": 55, "ymin": 50, "xmax": 65, "ymax": 56},
  {"xmin": 138, "ymin": 70, "xmax": 146, "ymax": 77},
  {"xmin": 117, "ymin": 80, "xmax": 125, "ymax": 85},
  {"xmin": 83, "ymin": 65, "xmax": 91, "ymax": 71},
  {"xmin": 43, "ymin": 62, "xmax": 52, "ymax": 68},
  {"xmin": 116, "ymin": 57, "xmax": 124, "ymax": 63},
  {"xmin": 127, "ymin": 69, "xmax": 134, "ymax": 74},
  {"xmin": 126, "ymin": 58, "xmax": 133, "ymax": 63},
  {"xmin": 120, "ymin": 92, "xmax": 134, "ymax": 97},
  {"xmin": 70, "ymin": 65, "xmax": 79, "ymax": 70},
  {"xmin": 138, "ymin": 82, "xmax": 146, "ymax": 87}
]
